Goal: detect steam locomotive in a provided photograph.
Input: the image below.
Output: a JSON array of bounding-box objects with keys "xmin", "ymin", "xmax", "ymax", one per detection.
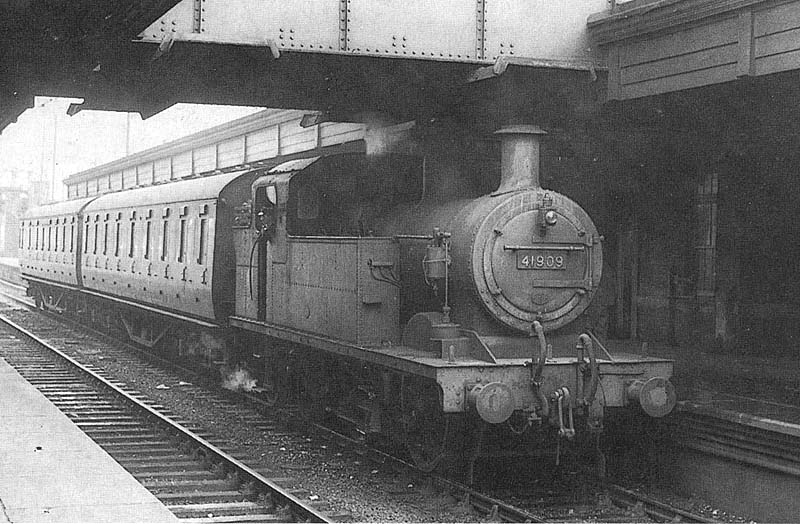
[{"xmin": 20, "ymin": 126, "xmax": 675, "ymax": 472}]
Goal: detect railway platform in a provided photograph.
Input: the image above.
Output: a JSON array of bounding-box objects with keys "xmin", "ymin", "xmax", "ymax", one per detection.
[
  {"xmin": 0, "ymin": 258, "xmax": 20, "ymax": 287},
  {"xmin": 0, "ymin": 357, "xmax": 177, "ymax": 522},
  {"xmin": 607, "ymin": 338, "xmax": 800, "ymax": 430},
  {"xmin": 678, "ymin": 388, "xmax": 800, "ymax": 437}
]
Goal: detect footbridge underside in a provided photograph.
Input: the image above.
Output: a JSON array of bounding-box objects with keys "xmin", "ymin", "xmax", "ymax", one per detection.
[{"xmin": 1, "ymin": 0, "xmax": 607, "ymax": 132}]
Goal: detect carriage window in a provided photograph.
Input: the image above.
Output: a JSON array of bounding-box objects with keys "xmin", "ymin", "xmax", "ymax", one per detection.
[
  {"xmin": 84, "ymin": 222, "xmax": 89, "ymax": 254},
  {"xmin": 93, "ymin": 222, "xmax": 99, "ymax": 254},
  {"xmin": 197, "ymin": 218, "xmax": 207, "ymax": 264},
  {"xmin": 114, "ymin": 222, "xmax": 121, "ymax": 256},
  {"xmin": 62, "ymin": 224, "xmax": 67, "ymax": 252},
  {"xmin": 70, "ymin": 224, "xmax": 75, "ymax": 253},
  {"xmin": 27, "ymin": 225, "xmax": 31, "ymax": 250},
  {"xmin": 145, "ymin": 219, "xmax": 151, "ymax": 259},
  {"xmin": 55, "ymin": 222, "xmax": 60, "ymax": 252},
  {"xmin": 47, "ymin": 225, "xmax": 52, "ymax": 251},
  {"xmin": 103, "ymin": 222, "xmax": 109, "ymax": 255},
  {"xmin": 129, "ymin": 222, "xmax": 136, "ymax": 257},
  {"xmin": 161, "ymin": 219, "xmax": 169, "ymax": 261},
  {"xmin": 160, "ymin": 208, "xmax": 170, "ymax": 261},
  {"xmin": 178, "ymin": 218, "xmax": 187, "ymax": 263}
]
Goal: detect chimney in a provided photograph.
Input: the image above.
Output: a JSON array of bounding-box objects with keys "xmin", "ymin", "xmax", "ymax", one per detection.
[{"xmin": 494, "ymin": 125, "xmax": 547, "ymax": 193}]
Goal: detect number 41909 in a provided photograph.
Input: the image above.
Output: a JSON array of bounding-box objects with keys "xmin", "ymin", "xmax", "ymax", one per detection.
[{"xmin": 518, "ymin": 253, "xmax": 565, "ymax": 270}]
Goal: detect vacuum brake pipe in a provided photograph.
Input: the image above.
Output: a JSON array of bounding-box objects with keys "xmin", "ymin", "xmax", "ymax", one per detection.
[
  {"xmin": 530, "ymin": 321, "xmax": 549, "ymax": 418},
  {"xmin": 578, "ymin": 333, "xmax": 599, "ymax": 406}
]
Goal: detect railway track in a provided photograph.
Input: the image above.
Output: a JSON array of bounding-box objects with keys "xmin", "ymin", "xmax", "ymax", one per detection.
[
  {"xmin": 0, "ymin": 312, "xmax": 345, "ymax": 523},
  {"xmin": 0, "ymin": 284, "xmax": 719, "ymax": 522}
]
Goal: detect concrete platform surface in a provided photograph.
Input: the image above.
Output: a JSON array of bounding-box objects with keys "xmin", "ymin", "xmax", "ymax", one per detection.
[
  {"xmin": 0, "ymin": 357, "xmax": 177, "ymax": 522},
  {"xmin": 679, "ymin": 388, "xmax": 800, "ymax": 437},
  {"xmin": 606, "ymin": 338, "xmax": 800, "ymax": 433}
]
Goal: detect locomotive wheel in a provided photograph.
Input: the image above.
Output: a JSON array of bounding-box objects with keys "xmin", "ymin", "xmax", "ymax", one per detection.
[
  {"xmin": 260, "ymin": 368, "xmax": 281, "ymax": 407},
  {"xmin": 260, "ymin": 351, "xmax": 290, "ymax": 407},
  {"xmin": 401, "ymin": 377, "xmax": 461, "ymax": 472},
  {"xmin": 291, "ymin": 355, "xmax": 334, "ymax": 419}
]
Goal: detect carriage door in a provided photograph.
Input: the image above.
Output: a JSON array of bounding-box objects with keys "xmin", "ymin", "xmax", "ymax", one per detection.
[{"xmin": 253, "ymin": 183, "xmax": 277, "ymax": 320}]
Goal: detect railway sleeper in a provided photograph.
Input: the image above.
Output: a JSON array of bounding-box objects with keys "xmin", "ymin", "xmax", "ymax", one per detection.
[
  {"xmin": 165, "ymin": 501, "xmax": 273, "ymax": 518},
  {"xmin": 108, "ymin": 448, "xmax": 183, "ymax": 459},
  {"xmin": 141, "ymin": 478, "xmax": 235, "ymax": 491},
  {"xmin": 123, "ymin": 460, "xmax": 206, "ymax": 473},
  {"xmin": 133, "ymin": 469, "xmax": 221, "ymax": 480},
  {"xmin": 157, "ymin": 490, "xmax": 250, "ymax": 502},
  {"xmin": 175, "ymin": 515, "xmax": 288, "ymax": 523}
]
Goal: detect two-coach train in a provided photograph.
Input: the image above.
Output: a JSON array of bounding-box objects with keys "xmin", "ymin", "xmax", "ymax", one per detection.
[{"xmin": 20, "ymin": 126, "xmax": 675, "ymax": 472}]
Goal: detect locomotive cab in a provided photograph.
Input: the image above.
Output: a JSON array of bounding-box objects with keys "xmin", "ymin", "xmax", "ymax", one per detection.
[{"xmin": 234, "ymin": 155, "xmax": 403, "ymax": 345}]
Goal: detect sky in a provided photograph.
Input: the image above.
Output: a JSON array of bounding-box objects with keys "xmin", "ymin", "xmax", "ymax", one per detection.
[{"xmin": 0, "ymin": 98, "xmax": 264, "ymax": 201}]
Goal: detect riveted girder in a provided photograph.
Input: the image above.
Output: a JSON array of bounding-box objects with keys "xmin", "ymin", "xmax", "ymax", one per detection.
[{"xmin": 139, "ymin": 0, "xmax": 605, "ymax": 70}]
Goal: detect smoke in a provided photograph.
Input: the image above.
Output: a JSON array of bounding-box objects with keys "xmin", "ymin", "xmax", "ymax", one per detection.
[{"xmin": 221, "ymin": 367, "xmax": 257, "ymax": 392}]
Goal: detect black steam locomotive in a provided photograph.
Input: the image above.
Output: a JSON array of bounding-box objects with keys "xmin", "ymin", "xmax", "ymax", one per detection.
[{"xmin": 20, "ymin": 126, "xmax": 675, "ymax": 471}]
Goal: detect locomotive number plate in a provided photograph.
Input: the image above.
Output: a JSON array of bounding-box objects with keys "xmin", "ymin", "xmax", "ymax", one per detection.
[{"xmin": 516, "ymin": 251, "xmax": 567, "ymax": 270}]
